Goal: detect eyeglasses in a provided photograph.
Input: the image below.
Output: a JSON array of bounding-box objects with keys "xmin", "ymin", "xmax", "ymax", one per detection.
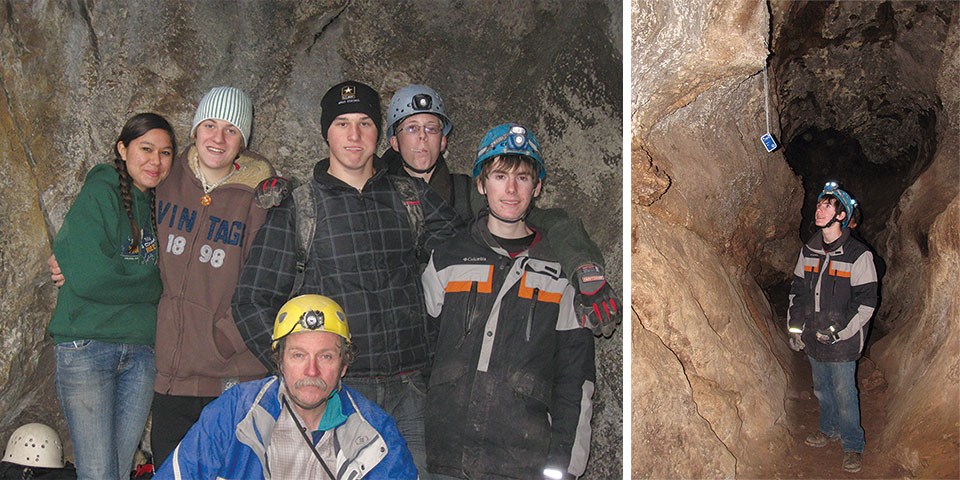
[{"xmin": 400, "ymin": 124, "xmax": 443, "ymax": 136}]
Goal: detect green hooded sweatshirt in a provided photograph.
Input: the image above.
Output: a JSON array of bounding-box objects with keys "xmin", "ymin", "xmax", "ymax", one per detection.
[{"xmin": 48, "ymin": 163, "xmax": 162, "ymax": 345}]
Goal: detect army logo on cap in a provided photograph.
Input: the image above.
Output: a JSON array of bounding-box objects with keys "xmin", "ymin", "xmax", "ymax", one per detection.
[{"xmin": 341, "ymin": 85, "xmax": 356, "ymax": 100}]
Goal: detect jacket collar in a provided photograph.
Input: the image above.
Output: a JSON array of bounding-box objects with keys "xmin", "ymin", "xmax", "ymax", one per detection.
[
  {"xmin": 808, "ymin": 228, "xmax": 851, "ymax": 255},
  {"xmin": 312, "ymin": 157, "xmax": 387, "ymax": 190}
]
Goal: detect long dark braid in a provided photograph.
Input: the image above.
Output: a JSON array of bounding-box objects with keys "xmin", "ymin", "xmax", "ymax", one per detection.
[
  {"xmin": 113, "ymin": 155, "xmax": 141, "ymax": 253},
  {"xmin": 113, "ymin": 113, "xmax": 177, "ymax": 254}
]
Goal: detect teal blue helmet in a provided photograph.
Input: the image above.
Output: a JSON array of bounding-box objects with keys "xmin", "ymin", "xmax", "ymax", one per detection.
[
  {"xmin": 473, "ymin": 123, "xmax": 544, "ymax": 179},
  {"xmin": 817, "ymin": 181, "xmax": 858, "ymax": 229}
]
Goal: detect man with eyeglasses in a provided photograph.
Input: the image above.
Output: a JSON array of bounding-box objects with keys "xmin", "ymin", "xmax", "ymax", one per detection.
[
  {"xmin": 786, "ymin": 181, "xmax": 878, "ymax": 474},
  {"xmin": 382, "ymin": 84, "xmax": 621, "ymax": 338},
  {"xmin": 233, "ymin": 80, "xmax": 462, "ymax": 476}
]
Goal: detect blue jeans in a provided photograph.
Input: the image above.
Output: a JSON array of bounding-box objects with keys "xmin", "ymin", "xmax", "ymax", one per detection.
[
  {"xmin": 809, "ymin": 357, "xmax": 865, "ymax": 453},
  {"xmin": 55, "ymin": 340, "xmax": 156, "ymax": 480},
  {"xmin": 346, "ymin": 371, "xmax": 426, "ymax": 476}
]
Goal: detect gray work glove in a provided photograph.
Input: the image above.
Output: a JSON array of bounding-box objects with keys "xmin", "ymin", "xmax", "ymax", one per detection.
[
  {"xmin": 788, "ymin": 333, "xmax": 805, "ymax": 352},
  {"xmin": 255, "ymin": 176, "xmax": 293, "ymax": 209},
  {"xmin": 816, "ymin": 325, "xmax": 841, "ymax": 345},
  {"xmin": 573, "ymin": 263, "xmax": 621, "ymax": 338}
]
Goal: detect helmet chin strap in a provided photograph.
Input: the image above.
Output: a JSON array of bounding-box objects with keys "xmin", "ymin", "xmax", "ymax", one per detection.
[
  {"xmin": 402, "ymin": 157, "xmax": 438, "ymax": 175},
  {"xmin": 823, "ymin": 211, "xmax": 847, "ymax": 230}
]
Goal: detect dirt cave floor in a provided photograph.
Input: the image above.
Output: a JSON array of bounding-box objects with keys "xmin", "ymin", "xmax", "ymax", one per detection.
[{"xmin": 761, "ymin": 354, "xmax": 910, "ymax": 479}]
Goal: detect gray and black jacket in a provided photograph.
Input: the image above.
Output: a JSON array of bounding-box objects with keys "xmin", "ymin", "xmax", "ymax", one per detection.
[
  {"xmin": 232, "ymin": 158, "xmax": 462, "ymax": 377},
  {"xmin": 787, "ymin": 229, "xmax": 879, "ymax": 362},
  {"xmin": 421, "ymin": 215, "xmax": 595, "ymax": 478}
]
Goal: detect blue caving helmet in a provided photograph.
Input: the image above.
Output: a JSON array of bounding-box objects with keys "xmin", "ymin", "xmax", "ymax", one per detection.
[
  {"xmin": 473, "ymin": 123, "xmax": 545, "ymax": 179},
  {"xmin": 385, "ymin": 84, "xmax": 453, "ymax": 138},
  {"xmin": 817, "ymin": 181, "xmax": 858, "ymax": 229}
]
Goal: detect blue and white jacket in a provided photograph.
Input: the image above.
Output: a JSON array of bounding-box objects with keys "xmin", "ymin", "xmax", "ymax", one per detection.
[{"xmin": 154, "ymin": 377, "xmax": 418, "ymax": 479}]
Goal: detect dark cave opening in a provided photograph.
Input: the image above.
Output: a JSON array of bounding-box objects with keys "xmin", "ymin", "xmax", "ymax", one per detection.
[
  {"xmin": 763, "ymin": 111, "xmax": 939, "ymax": 342},
  {"xmin": 759, "ymin": 1, "xmax": 949, "ymax": 345},
  {"xmin": 784, "ymin": 118, "xmax": 939, "ymax": 248}
]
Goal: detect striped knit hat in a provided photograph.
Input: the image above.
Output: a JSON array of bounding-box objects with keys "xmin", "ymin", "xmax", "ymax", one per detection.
[{"xmin": 190, "ymin": 87, "xmax": 253, "ymax": 147}]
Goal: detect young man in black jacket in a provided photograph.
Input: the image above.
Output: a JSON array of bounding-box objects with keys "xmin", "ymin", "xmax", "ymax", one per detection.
[
  {"xmin": 786, "ymin": 181, "xmax": 878, "ymax": 474},
  {"xmin": 234, "ymin": 80, "xmax": 461, "ymax": 475},
  {"xmin": 422, "ymin": 123, "xmax": 595, "ymax": 479}
]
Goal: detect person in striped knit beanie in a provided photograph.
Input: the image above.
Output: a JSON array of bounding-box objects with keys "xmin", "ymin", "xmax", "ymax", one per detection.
[{"xmin": 149, "ymin": 86, "xmax": 276, "ymax": 467}]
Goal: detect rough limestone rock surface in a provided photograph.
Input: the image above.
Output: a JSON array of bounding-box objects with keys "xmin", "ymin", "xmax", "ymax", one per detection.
[
  {"xmin": 633, "ymin": 0, "xmax": 958, "ymax": 477},
  {"xmin": 871, "ymin": 11, "xmax": 959, "ymax": 477},
  {"xmin": 0, "ymin": 2, "xmax": 623, "ymax": 477},
  {"xmin": 631, "ymin": 0, "xmax": 800, "ymax": 477}
]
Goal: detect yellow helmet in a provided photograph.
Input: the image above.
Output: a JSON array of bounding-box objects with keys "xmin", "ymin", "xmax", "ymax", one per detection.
[{"xmin": 272, "ymin": 294, "xmax": 351, "ymax": 350}]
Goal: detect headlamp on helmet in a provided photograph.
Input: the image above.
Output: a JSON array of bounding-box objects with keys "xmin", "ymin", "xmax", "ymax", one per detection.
[
  {"xmin": 386, "ymin": 85, "xmax": 453, "ymax": 137},
  {"xmin": 412, "ymin": 93, "xmax": 432, "ymax": 111},
  {"xmin": 272, "ymin": 295, "xmax": 351, "ymax": 350},
  {"xmin": 473, "ymin": 122, "xmax": 545, "ymax": 179}
]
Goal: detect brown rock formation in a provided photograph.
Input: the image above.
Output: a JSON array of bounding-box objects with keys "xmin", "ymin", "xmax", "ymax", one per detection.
[
  {"xmin": 871, "ymin": 11, "xmax": 960, "ymax": 477},
  {"xmin": 633, "ymin": 0, "xmax": 958, "ymax": 477}
]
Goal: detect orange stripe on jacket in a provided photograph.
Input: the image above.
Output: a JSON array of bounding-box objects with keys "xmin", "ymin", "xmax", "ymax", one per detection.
[
  {"xmin": 829, "ymin": 266, "xmax": 852, "ymax": 278},
  {"xmin": 445, "ymin": 265, "xmax": 495, "ymax": 293},
  {"xmin": 517, "ymin": 272, "xmax": 563, "ymax": 303}
]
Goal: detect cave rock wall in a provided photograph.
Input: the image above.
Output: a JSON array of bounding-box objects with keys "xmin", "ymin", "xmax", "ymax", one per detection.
[
  {"xmin": 631, "ymin": 0, "xmax": 801, "ymax": 477},
  {"xmin": 871, "ymin": 9, "xmax": 959, "ymax": 477}
]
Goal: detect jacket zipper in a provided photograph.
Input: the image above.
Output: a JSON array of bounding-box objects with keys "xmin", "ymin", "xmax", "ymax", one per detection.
[
  {"xmin": 458, "ymin": 282, "xmax": 479, "ymax": 348},
  {"xmin": 526, "ymin": 288, "xmax": 540, "ymax": 342}
]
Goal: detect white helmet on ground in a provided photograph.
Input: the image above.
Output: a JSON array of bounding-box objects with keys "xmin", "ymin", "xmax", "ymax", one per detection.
[{"xmin": 2, "ymin": 423, "xmax": 65, "ymax": 468}]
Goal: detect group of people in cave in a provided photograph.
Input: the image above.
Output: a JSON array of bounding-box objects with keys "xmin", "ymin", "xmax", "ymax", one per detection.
[
  {"xmin": 33, "ymin": 81, "xmax": 622, "ymax": 480},
  {"xmin": 7, "ymin": 75, "xmax": 882, "ymax": 480}
]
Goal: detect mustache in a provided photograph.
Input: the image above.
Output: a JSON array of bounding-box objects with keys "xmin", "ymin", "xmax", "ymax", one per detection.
[{"xmin": 294, "ymin": 378, "xmax": 330, "ymax": 390}]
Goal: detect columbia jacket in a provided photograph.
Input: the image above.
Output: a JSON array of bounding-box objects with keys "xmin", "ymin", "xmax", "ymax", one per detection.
[
  {"xmin": 154, "ymin": 146, "xmax": 274, "ymax": 397},
  {"xmin": 233, "ymin": 158, "xmax": 462, "ymax": 376},
  {"xmin": 154, "ymin": 377, "xmax": 417, "ymax": 479},
  {"xmin": 421, "ymin": 216, "xmax": 595, "ymax": 479},
  {"xmin": 787, "ymin": 229, "xmax": 879, "ymax": 362}
]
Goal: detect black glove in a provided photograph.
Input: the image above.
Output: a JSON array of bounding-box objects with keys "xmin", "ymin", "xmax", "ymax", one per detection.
[
  {"xmin": 573, "ymin": 263, "xmax": 621, "ymax": 337},
  {"xmin": 255, "ymin": 176, "xmax": 293, "ymax": 209},
  {"xmin": 816, "ymin": 325, "xmax": 840, "ymax": 345}
]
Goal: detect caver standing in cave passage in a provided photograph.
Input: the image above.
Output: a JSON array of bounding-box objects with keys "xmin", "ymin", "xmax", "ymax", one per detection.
[
  {"xmin": 786, "ymin": 181, "xmax": 878, "ymax": 474},
  {"xmin": 381, "ymin": 84, "xmax": 621, "ymax": 337}
]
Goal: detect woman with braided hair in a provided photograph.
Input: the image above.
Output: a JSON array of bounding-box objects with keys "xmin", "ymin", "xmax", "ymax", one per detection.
[{"xmin": 48, "ymin": 112, "xmax": 176, "ymax": 480}]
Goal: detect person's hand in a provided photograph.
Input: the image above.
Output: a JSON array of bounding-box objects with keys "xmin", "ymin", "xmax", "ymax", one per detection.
[
  {"xmin": 48, "ymin": 254, "xmax": 65, "ymax": 287},
  {"xmin": 573, "ymin": 263, "xmax": 621, "ymax": 337},
  {"xmin": 255, "ymin": 176, "xmax": 293, "ymax": 209},
  {"xmin": 788, "ymin": 333, "xmax": 805, "ymax": 351},
  {"xmin": 816, "ymin": 326, "xmax": 840, "ymax": 345}
]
